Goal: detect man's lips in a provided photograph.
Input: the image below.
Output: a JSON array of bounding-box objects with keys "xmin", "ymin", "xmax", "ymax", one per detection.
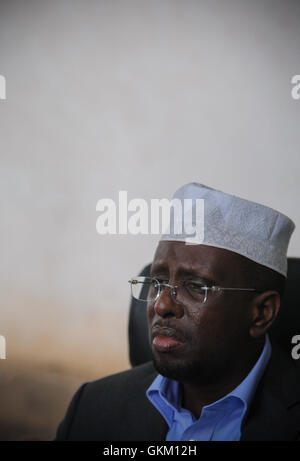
[
  {"xmin": 151, "ymin": 326, "xmax": 185, "ymax": 352},
  {"xmin": 153, "ymin": 335, "xmax": 183, "ymax": 352}
]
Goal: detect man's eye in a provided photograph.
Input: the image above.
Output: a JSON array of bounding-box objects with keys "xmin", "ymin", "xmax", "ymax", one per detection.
[
  {"xmin": 152, "ymin": 277, "xmax": 169, "ymax": 284},
  {"xmin": 185, "ymin": 282, "xmax": 205, "ymax": 293},
  {"xmin": 156, "ymin": 279, "xmax": 169, "ymax": 285}
]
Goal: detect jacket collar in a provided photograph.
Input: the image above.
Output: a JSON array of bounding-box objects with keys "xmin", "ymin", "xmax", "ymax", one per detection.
[
  {"xmin": 241, "ymin": 343, "xmax": 300, "ymax": 441},
  {"xmin": 141, "ymin": 343, "xmax": 300, "ymax": 441}
]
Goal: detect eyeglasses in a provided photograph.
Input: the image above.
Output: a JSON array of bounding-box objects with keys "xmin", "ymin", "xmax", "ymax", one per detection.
[{"xmin": 128, "ymin": 276, "xmax": 260, "ymax": 306}]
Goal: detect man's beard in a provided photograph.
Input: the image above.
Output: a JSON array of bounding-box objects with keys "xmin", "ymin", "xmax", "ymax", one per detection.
[
  {"xmin": 152, "ymin": 353, "xmax": 206, "ymax": 382},
  {"xmin": 151, "ymin": 350, "xmax": 228, "ymax": 385}
]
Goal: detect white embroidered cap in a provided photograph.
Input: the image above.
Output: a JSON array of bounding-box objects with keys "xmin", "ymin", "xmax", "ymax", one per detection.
[{"xmin": 160, "ymin": 182, "xmax": 295, "ymax": 277}]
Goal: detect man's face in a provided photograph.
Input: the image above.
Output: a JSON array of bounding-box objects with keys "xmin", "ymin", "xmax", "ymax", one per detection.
[{"xmin": 147, "ymin": 241, "xmax": 255, "ymax": 384}]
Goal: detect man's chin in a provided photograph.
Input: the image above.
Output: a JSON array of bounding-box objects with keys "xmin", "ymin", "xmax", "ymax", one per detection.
[{"xmin": 152, "ymin": 354, "xmax": 200, "ymax": 382}]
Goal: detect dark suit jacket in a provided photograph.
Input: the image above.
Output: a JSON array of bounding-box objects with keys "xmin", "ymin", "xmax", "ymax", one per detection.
[{"xmin": 55, "ymin": 344, "xmax": 300, "ymax": 441}]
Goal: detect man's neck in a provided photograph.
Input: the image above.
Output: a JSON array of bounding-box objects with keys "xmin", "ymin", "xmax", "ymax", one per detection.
[{"xmin": 181, "ymin": 340, "xmax": 265, "ymax": 419}]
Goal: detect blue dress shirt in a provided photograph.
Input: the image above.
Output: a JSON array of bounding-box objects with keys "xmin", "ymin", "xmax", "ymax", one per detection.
[{"xmin": 146, "ymin": 334, "xmax": 272, "ymax": 441}]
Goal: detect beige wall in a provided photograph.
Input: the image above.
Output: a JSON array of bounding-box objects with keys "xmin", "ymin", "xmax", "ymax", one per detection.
[{"xmin": 0, "ymin": 0, "xmax": 300, "ymax": 440}]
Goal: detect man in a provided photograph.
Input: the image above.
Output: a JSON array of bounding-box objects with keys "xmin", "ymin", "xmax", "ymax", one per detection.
[{"xmin": 55, "ymin": 183, "xmax": 300, "ymax": 441}]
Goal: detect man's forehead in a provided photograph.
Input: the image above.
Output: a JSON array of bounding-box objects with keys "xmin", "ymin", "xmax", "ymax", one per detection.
[
  {"xmin": 151, "ymin": 241, "xmax": 259, "ymax": 287},
  {"xmin": 152, "ymin": 241, "xmax": 230, "ymax": 277}
]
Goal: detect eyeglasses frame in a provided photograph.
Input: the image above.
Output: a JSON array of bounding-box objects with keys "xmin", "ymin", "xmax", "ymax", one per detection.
[{"xmin": 128, "ymin": 276, "xmax": 261, "ymax": 305}]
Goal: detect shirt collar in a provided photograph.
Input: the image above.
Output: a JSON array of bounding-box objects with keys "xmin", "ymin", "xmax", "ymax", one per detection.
[
  {"xmin": 228, "ymin": 333, "xmax": 272, "ymax": 407},
  {"xmin": 146, "ymin": 334, "xmax": 272, "ymax": 423}
]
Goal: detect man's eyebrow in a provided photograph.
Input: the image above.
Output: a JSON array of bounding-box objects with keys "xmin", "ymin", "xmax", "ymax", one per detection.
[
  {"xmin": 150, "ymin": 263, "xmax": 217, "ymax": 285},
  {"xmin": 179, "ymin": 271, "xmax": 217, "ymax": 286},
  {"xmin": 150, "ymin": 263, "xmax": 168, "ymax": 276}
]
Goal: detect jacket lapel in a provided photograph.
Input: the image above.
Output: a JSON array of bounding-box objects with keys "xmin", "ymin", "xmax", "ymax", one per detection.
[
  {"xmin": 132, "ymin": 345, "xmax": 300, "ymax": 441},
  {"xmin": 135, "ymin": 399, "xmax": 169, "ymax": 441},
  {"xmin": 241, "ymin": 343, "xmax": 300, "ymax": 441},
  {"xmin": 120, "ymin": 363, "xmax": 169, "ymax": 441}
]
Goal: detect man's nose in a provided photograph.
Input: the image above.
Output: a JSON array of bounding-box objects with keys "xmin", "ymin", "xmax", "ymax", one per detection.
[{"xmin": 153, "ymin": 286, "xmax": 184, "ymax": 318}]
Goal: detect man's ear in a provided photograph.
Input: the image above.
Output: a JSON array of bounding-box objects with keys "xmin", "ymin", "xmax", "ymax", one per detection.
[{"xmin": 249, "ymin": 291, "xmax": 281, "ymax": 338}]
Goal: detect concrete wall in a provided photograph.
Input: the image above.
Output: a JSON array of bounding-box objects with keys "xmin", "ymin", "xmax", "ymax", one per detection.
[{"xmin": 0, "ymin": 0, "xmax": 299, "ymax": 439}]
